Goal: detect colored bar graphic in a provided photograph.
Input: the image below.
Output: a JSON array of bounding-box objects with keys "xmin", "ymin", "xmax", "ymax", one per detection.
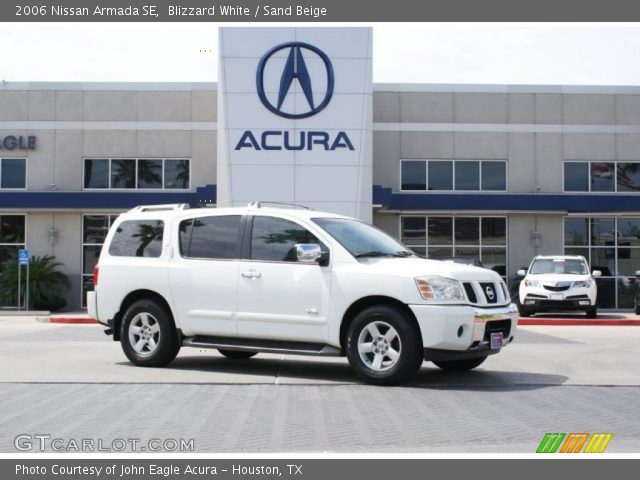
[
  {"xmin": 560, "ymin": 433, "xmax": 589, "ymax": 453},
  {"xmin": 536, "ymin": 433, "xmax": 565, "ymax": 453},
  {"xmin": 584, "ymin": 433, "xmax": 613, "ymax": 453},
  {"xmin": 537, "ymin": 433, "xmax": 613, "ymax": 453}
]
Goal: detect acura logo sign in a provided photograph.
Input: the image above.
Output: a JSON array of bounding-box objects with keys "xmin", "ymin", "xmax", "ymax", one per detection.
[{"xmin": 256, "ymin": 41, "xmax": 335, "ymax": 119}]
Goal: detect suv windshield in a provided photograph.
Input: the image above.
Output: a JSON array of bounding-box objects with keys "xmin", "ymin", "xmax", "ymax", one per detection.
[
  {"xmin": 313, "ymin": 217, "xmax": 414, "ymax": 258},
  {"xmin": 529, "ymin": 258, "xmax": 588, "ymax": 275}
]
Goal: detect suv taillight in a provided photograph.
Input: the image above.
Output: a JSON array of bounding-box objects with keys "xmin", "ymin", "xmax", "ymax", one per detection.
[{"xmin": 93, "ymin": 265, "xmax": 99, "ymax": 286}]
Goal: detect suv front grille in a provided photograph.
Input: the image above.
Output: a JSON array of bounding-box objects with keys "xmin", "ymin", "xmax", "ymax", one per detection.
[
  {"xmin": 463, "ymin": 282, "xmax": 477, "ymax": 303},
  {"xmin": 543, "ymin": 284, "xmax": 571, "ymax": 292}
]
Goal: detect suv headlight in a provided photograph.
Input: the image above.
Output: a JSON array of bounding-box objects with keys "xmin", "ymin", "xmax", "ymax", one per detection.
[
  {"xmin": 574, "ymin": 279, "xmax": 592, "ymax": 288},
  {"xmin": 524, "ymin": 278, "xmax": 540, "ymax": 287},
  {"xmin": 415, "ymin": 276, "xmax": 464, "ymax": 301}
]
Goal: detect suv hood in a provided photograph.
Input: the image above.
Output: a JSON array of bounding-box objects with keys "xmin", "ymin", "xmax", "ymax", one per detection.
[{"xmin": 355, "ymin": 257, "xmax": 502, "ymax": 282}]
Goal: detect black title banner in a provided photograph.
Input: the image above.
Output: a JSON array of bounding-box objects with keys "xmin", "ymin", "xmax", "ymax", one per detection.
[{"xmin": 5, "ymin": 0, "xmax": 640, "ymax": 21}]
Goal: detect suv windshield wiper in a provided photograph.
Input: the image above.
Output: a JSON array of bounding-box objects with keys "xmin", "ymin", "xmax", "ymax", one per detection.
[{"xmin": 355, "ymin": 250, "xmax": 414, "ymax": 258}]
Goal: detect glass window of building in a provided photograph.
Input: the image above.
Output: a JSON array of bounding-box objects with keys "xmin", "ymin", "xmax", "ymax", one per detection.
[
  {"xmin": 82, "ymin": 215, "xmax": 118, "ymax": 307},
  {"xmin": 481, "ymin": 161, "xmax": 507, "ymax": 191},
  {"xmin": 401, "ymin": 160, "xmax": 506, "ymax": 192},
  {"xmin": 137, "ymin": 159, "xmax": 163, "ymax": 189},
  {"xmin": 454, "ymin": 161, "xmax": 480, "ymax": 191},
  {"xmin": 0, "ymin": 215, "xmax": 26, "ymax": 269},
  {"xmin": 84, "ymin": 159, "xmax": 190, "ymax": 190},
  {"xmin": 400, "ymin": 161, "xmax": 426, "ymax": 190},
  {"xmin": 564, "ymin": 161, "xmax": 640, "ymax": 193},
  {"xmin": 564, "ymin": 162, "xmax": 589, "ymax": 192},
  {"xmin": 591, "ymin": 163, "xmax": 615, "ymax": 192},
  {"xmin": 564, "ymin": 216, "xmax": 640, "ymax": 308},
  {"xmin": 111, "ymin": 159, "xmax": 136, "ymax": 189},
  {"xmin": 164, "ymin": 159, "xmax": 190, "ymax": 189},
  {"xmin": 428, "ymin": 161, "xmax": 453, "ymax": 190},
  {"xmin": 617, "ymin": 163, "xmax": 640, "ymax": 192},
  {"xmin": 0, "ymin": 159, "xmax": 26, "ymax": 189},
  {"xmin": 84, "ymin": 159, "xmax": 109, "ymax": 189},
  {"xmin": 401, "ymin": 215, "xmax": 507, "ymax": 278}
]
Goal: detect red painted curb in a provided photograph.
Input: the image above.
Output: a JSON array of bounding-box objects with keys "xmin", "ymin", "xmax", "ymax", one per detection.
[
  {"xmin": 518, "ymin": 318, "xmax": 640, "ymax": 326},
  {"xmin": 49, "ymin": 317, "xmax": 98, "ymax": 324}
]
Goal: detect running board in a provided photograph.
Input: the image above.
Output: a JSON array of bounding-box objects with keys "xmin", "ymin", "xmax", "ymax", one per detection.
[{"xmin": 182, "ymin": 335, "xmax": 343, "ymax": 357}]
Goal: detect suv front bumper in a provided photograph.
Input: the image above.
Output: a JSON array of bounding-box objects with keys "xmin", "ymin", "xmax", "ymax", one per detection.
[
  {"xmin": 521, "ymin": 295, "xmax": 593, "ymax": 311},
  {"xmin": 409, "ymin": 303, "xmax": 518, "ymax": 352}
]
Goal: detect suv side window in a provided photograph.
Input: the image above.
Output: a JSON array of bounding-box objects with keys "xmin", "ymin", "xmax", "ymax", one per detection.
[
  {"xmin": 180, "ymin": 215, "xmax": 242, "ymax": 259},
  {"xmin": 250, "ymin": 216, "xmax": 322, "ymax": 263},
  {"xmin": 109, "ymin": 220, "xmax": 164, "ymax": 257}
]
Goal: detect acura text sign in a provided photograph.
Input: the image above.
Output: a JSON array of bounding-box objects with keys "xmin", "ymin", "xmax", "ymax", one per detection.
[{"xmin": 217, "ymin": 27, "xmax": 373, "ymax": 221}]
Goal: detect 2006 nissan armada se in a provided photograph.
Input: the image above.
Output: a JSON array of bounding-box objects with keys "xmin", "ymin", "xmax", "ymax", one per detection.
[{"xmin": 88, "ymin": 202, "xmax": 517, "ymax": 385}]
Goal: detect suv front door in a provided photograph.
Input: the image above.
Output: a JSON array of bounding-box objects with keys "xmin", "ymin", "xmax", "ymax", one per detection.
[{"xmin": 236, "ymin": 215, "xmax": 331, "ymax": 343}]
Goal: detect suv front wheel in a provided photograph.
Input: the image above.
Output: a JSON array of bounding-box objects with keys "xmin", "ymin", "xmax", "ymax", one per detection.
[
  {"xmin": 346, "ymin": 305, "xmax": 423, "ymax": 385},
  {"xmin": 120, "ymin": 299, "xmax": 180, "ymax": 367}
]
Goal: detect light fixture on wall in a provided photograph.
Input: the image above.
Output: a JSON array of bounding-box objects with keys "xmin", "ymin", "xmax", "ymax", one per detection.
[
  {"xmin": 48, "ymin": 226, "xmax": 58, "ymax": 246},
  {"xmin": 531, "ymin": 229, "xmax": 541, "ymax": 248}
]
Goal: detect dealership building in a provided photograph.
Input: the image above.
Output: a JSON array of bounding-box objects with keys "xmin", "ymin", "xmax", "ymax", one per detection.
[{"xmin": 2, "ymin": 27, "xmax": 640, "ymax": 310}]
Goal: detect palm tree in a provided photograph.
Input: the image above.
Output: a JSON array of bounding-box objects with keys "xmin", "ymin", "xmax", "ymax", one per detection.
[{"xmin": 0, "ymin": 255, "xmax": 70, "ymax": 310}]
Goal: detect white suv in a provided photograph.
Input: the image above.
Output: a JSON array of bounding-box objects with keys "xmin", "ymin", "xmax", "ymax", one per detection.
[
  {"xmin": 87, "ymin": 203, "xmax": 518, "ymax": 385},
  {"xmin": 517, "ymin": 255, "xmax": 601, "ymax": 318}
]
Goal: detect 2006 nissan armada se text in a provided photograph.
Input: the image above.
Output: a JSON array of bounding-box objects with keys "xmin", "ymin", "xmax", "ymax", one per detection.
[{"xmin": 88, "ymin": 203, "xmax": 518, "ymax": 385}]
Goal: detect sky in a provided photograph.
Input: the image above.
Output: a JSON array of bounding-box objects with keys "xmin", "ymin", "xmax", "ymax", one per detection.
[{"xmin": 1, "ymin": 23, "xmax": 640, "ymax": 85}]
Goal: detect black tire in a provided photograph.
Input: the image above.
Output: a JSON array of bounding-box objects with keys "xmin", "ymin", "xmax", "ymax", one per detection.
[
  {"xmin": 432, "ymin": 356, "xmax": 488, "ymax": 371},
  {"xmin": 586, "ymin": 307, "xmax": 597, "ymax": 319},
  {"xmin": 218, "ymin": 349, "xmax": 257, "ymax": 360},
  {"xmin": 120, "ymin": 299, "xmax": 180, "ymax": 367},
  {"xmin": 519, "ymin": 307, "xmax": 533, "ymax": 317},
  {"xmin": 635, "ymin": 305, "xmax": 640, "ymax": 316},
  {"xmin": 346, "ymin": 304, "xmax": 423, "ymax": 385}
]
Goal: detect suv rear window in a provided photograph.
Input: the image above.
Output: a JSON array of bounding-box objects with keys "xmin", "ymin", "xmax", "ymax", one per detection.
[
  {"xmin": 108, "ymin": 220, "xmax": 164, "ymax": 257},
  {"xmin": 180, "ymin": 215, "xmax": 242, "ymax": 259}
]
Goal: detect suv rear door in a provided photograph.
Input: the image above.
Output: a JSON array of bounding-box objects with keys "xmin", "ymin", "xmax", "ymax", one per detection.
[
  {"xmin": 236, "ymin": 215, "xmax": 331, "ymax": 343},
  {"xmin": 168, "ymin": 214, "xmax": 243, "ymax": 336}
]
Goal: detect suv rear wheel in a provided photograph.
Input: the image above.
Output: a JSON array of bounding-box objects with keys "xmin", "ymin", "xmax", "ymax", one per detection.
[
  {"xmin": 120, "ymin": 299, "xmax": 180, "ymax": 367},
  {"xmin": 346, "ymin": 305, "xmax": 423, "ymax": 385},
  {"xmin": 218, "ymin": 349, "xmax": 257, "ymax": 360}
]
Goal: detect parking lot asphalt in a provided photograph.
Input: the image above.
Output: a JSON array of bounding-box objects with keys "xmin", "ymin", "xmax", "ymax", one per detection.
[
  {"xmin": 0, "ymin": 315, "xmax": 639, "ymax": 452},
  {"xmin": 1, "ymin": 315, "xmax": 639, "ymax": 386}
]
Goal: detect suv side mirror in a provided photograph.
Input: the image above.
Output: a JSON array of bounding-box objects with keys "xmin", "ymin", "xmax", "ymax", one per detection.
[
  {"xmin": 296, "ymin": 244, "xmax": 323, "ymax": 264},
  {"xmin": 592, "ymin": 270, "xmax": 602, "ymax": 278},
  {"xmin": 516, "ymin": 269, "xmax": 527, "ymax": 277}
]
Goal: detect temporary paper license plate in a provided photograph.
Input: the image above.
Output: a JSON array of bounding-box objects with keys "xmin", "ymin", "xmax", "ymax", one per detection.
[{"xmin": 490, "ymin": 332, "xmax": 503, "ymax": 350}]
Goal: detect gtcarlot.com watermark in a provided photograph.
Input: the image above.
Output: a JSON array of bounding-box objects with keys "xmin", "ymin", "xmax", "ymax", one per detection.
[{"xmin": 15, "ymin": 434, "xmax": 194, "ymax": 452}]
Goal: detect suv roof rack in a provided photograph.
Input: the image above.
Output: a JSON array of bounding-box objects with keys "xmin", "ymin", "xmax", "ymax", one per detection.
[
  {"xmin": 128, "ymin": 204, "xmax": 190, "ymax": 213},
  {"xmin": 247, "ymin": 201, "xmax": 312, "ymax": 210}
]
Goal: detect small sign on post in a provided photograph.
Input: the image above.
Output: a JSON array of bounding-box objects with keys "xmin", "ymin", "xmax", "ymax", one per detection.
[
  {"xmin": 18, "ymin": 249, "xmax": 30, "ymax": 266},
  {"xmin": 17, "ymin": 249, "xmax": 30, "ymax": 311}
]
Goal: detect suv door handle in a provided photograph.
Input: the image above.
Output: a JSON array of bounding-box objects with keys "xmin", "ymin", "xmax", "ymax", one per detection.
[{"xmin": 241, "ymin": 269, "xmax": 261, "ymax": 279}]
